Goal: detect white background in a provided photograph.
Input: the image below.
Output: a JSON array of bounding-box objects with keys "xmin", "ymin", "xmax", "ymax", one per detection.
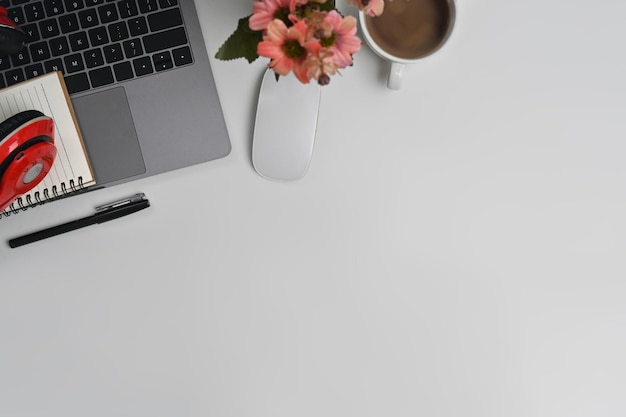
[{"xmin": 2, "ymin": 0, "xmax": 626, "ymax": 416}]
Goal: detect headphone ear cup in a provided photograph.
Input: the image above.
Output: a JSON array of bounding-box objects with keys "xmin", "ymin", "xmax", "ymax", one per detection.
[
  {"xmin": 0, "ymin": 111, "xmax": 56, "ymax": 211},
  {"xmin": 3, "ymin": 140, "xmax": 56, "ymax": 194},
  {"xmin": 0, "ymin": 6, "xmax": 24, "ymax": 56},
  {"xmin": 0, "ymin": 26, "xmax": 25, "ymax": 55},
  {"xmin": 0, "ymin": 110, "xmax": 45, "ymax": 144}
]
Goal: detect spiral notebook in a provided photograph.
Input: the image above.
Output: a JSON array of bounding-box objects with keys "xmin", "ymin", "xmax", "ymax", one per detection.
[{"xmin": 0, "ymin": 72, "xmax": 95, "ymax": 217}]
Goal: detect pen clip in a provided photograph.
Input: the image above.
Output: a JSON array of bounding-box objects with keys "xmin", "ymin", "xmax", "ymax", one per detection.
[{"xmin": 95, "ymin": 193, "xmax": 146, "ymax": 212}]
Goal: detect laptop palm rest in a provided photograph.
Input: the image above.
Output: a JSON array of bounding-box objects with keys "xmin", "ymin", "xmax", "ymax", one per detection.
[{"xmin": 72, "ymin": 87, "xmax": 146, "ymax": 185}]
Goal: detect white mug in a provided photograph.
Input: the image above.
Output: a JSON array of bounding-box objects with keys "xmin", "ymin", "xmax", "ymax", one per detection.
[{"xmin": 359, "ymin": 0, "xmax": 456, "ymax": 90}]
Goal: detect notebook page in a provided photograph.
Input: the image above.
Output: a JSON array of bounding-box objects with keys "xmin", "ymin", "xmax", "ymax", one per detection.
[{"xmin": 0, "ymin": 72, "xmax": 94, "ymax": 203}]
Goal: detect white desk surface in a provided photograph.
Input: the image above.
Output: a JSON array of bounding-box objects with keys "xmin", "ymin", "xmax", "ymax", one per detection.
[{"xmin": 2, "ymin": 1, "xmax": 626, "ymax": 415}]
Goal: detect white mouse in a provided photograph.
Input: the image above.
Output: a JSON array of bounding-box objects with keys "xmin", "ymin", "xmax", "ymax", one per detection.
[{"xmin": 252, "ymin": 68, "xmax": 321, "ymax": 181}]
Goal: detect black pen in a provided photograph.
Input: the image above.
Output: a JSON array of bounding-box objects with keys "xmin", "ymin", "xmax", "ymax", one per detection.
[{"xmin": 8, "ymin": 193, "xmax": 150, "ymax": 248}]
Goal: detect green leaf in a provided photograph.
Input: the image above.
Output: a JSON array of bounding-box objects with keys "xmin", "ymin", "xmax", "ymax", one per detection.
[
  {"xmin": 215, "ymin": 16, "xmax": 263, "ymax": 64},
  {"xmin": 319, "ymin": 0, "xmax": 336, "ymax": 12}
]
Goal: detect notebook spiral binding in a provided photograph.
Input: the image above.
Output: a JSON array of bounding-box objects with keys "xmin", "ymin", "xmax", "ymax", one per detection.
[{"xmin": 1, "ymin": 176, "xmax": 87, "ymax": 218}]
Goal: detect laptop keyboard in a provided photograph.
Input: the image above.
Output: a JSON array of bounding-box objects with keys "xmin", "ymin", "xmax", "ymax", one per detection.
[{"xmin": 1, "ymin": 0, "xmax": 194, "ymax": 94}]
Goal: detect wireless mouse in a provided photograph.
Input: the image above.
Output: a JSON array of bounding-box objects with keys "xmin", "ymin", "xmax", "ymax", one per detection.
[{"xmin": 252, "ymin": 68, "xmax": 321, "ymax": 181}]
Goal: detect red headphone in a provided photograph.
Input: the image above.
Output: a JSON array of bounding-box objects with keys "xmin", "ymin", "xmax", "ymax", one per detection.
[
  {"xmin": 0, "ymin": 9, "xmax": 55, "ymax": 212},
  {"xmin": 0, "ymin": 110, "xmax": 57, "ymax": 212},
  {"xmin": 0, "ymin": 6, "xmax": 25, "ymax": 55}
]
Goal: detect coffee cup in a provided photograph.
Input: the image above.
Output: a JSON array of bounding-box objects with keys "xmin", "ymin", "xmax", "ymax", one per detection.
[{"xmin": 359, "ymin": 0, "xmax": 456, "ymax": 90}]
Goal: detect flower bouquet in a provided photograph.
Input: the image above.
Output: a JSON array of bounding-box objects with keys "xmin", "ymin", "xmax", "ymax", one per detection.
[{"xmin": 215, "ymin": 0, "xmax": 386, "ymax": 86}]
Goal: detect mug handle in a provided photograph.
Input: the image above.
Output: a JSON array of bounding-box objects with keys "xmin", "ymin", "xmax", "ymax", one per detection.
[{"xmin": 387, "ymin": 62, "xmax": 404, "ymax": 90}]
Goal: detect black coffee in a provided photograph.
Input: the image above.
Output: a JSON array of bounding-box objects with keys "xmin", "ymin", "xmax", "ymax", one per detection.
[{"xmin": 365, "ymin": 0, "xmax": 451, "ymax": 59}]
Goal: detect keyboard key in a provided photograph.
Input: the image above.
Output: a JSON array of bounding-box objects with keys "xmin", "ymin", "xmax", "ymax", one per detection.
[
  {"xmin": 118, "ymin": 0, "xmax": 138, "ymax": 18},
  {"xmin": 89, "ymin": 66, "xmax": 114, "ymax": 87},
  {"xmin": 85, "ymin": 0, "xmax": 104, "ymax": 6},
  {"xmin": 83, "ymin": 48, "xmax": 104, "ymax": 67},
  {"xmin": 137, "ymin": 0, "xmax": 157, "ymax": 13},
  {"xmin": 108, "ymin": 21, "xmax": 129, "ymax": 41},
  {"xmin": 64, "ymin": 72, "xmax": 90, "ymax": 93},
  {"xmin": 0, "ymin": 56, "xmax": 10, "ymax": 70},
  {"xmin": 88, "ymin": 26, "xmax": 109, "ymax": 46},
  {"xmin": 78, "ymin": 8, "xmax": 99, "ymax": 28},
  {"xmin": 25, "ymin": 63, "xmax": 45, "ymax": 78},
  {"xmin": 132, "ymin": 56, "xmax": 152, "ymax": 76},
  {"xmin": 59, "ymin": 13, "xmax": 80, "ymax": 32},
  {"xmin": 147, "ymin": 8, "xmax": 182, "ymax": 32},
  {"xmin": 143, "ymin": 27, "xmax": 187, "ymax": 53},
  {"xmin": 5, "ymin": 69, "xmax": 25, "ymax": 85},
  {"xmin": 172, "ymin": 45, "xmax": 192, "ymax": 66},
  {"xmin": 127, "ymin": 16, "xmax": 148, "ymax": 36},
  {"xmin": 50, "ymin": 36, "xmax": 71, "ymax": 56},
  {"xmin": 44, "ymin": 0, "xmax": 65, "ymax": 16},
  {"xmin": 98, "ymin": 3, "xmax": 118, "ymax": 23},
  {"xmin": 64, "ymin": 0, "xmax": 85, "ymax": 12},
  {"xmin": 152, "ymin": 51, "xmax": 172, "ymax": 71},
  {"xmin": 113, "ymin": 61, "xmax": 133, "ymax": 81},
  {"xmin": 8, "ymin": 7, "xmax": 25, "ymax": 25},
  {"xmin": 44, "ymin": 58, "xmax": 65, "ymax": 73},
  {"xmin": 103, "ymin": 43, "xmax": 123, "ymax": 62},
  {"xmin": 20, "ymin": 23, "xmax": 40, "ymax": 42},
  {"xmin": 69, "ymin": 31, "xmax": 89, "ymax": 51},
  {"xmin": 39, "ymin": 18, "xmax": 60, "ymax": 38},
  {"xmin": 29, "ymin": 41, "xmax": 51, "ymax": 62},
  {"xmin": 64, "ymin": 53, "xmax": 85, "ymax": 72},
  {"xmin": 10, "ymin": 50, "xmax": 30, "ymax": 66},
  {"xmin": 159, "ymin": 0, "xmax": 177, "ymax": 8},
  {"xmin": 122, "ymin": 38, "xmax": 142, "ymax": 57},
  {"xmin": 24, "ymin": 2, "xmax": 45, "ymax": 21}
]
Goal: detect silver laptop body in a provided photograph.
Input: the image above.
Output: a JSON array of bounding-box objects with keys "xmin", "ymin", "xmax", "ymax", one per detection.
[{"xmin": 3, "ymin": 0, "xmax": 231, "ymax": 189}]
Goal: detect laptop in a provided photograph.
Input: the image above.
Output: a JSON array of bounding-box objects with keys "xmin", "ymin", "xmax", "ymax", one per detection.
[{"xmin": 1, "ymin": 0, "xmax": 231, "ymax": 189}]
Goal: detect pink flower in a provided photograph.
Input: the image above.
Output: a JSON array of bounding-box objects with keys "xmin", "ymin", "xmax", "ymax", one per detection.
[
  {"xmin": 305, "ymin": 49, "xmax": 339, "ymax": 85},
  {"xmin": 257, "ymin": 19, "xmax": 321, "ymax": 83},
  {"xmin": 347, "ymin": 0, "xmax": 384, "ymax": 17},
  {"xmin": 320, "ymin": 11, "xmax": 361, "ymax": 68},
  {"xmin": 249, "ymin": 0, "xmax": 298, "ymax": 31},
  {"xmin": 305, "ymin": 11, "xmax": 333, "ymax": 39}
]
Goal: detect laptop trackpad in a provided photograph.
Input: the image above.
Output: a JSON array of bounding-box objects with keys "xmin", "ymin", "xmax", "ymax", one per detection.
[{"xmin": 73, "ymin": 87, "xmax": 146, "ymax": 184}]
